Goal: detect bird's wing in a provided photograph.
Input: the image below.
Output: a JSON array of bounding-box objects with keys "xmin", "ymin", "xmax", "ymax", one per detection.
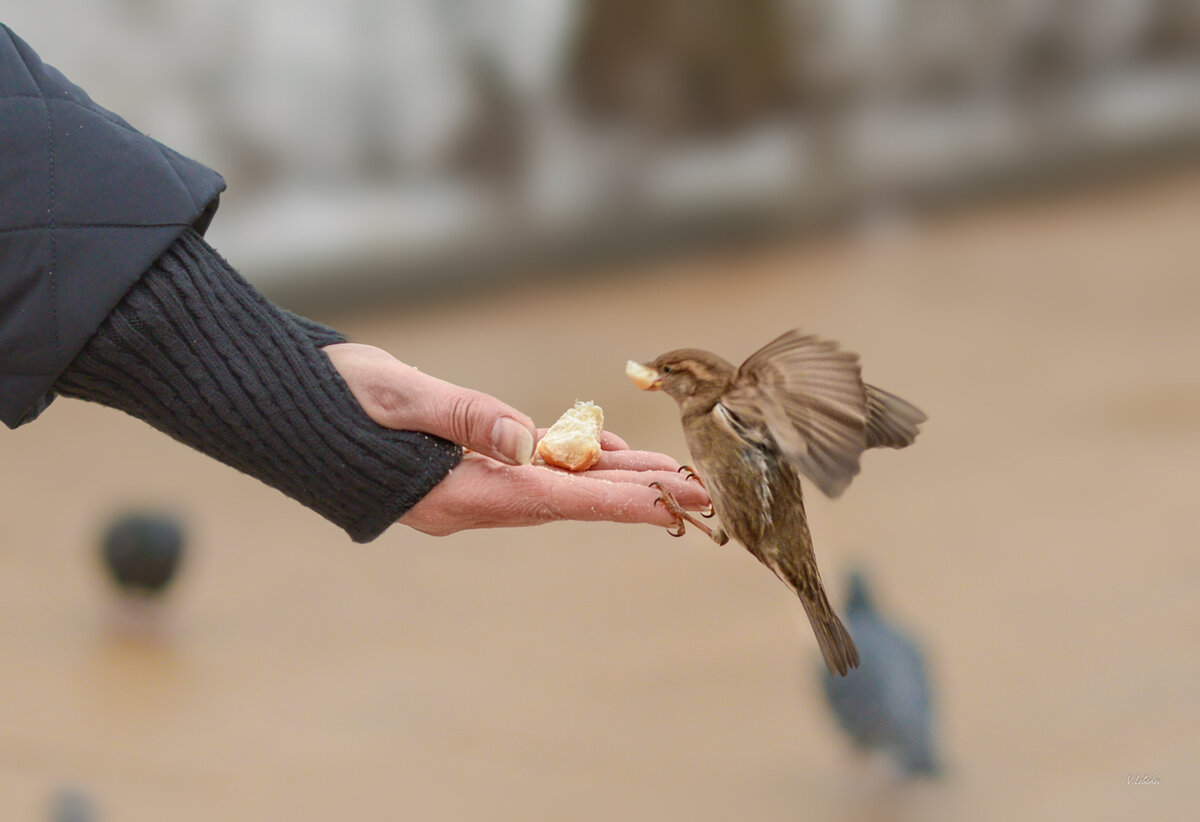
[
  {"xmin": 865, "ymin": 384, "xmax": 926, "ymax": 449},
  {"xmin": 724, "ymin": 329, "xmax": 868, "ymax": 499}
]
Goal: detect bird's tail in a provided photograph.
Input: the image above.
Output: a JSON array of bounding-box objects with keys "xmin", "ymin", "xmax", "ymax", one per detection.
[
  {"xmin": 801, "ymin": 592, "xmax": 860, "ymax": 677},
  {"xmin": 864, "ymin": 384, "xmax": 926, "ymax": 449},
  {"xmin": 767, "ymin": 496, "xmax": 860, "ymax": 677}
]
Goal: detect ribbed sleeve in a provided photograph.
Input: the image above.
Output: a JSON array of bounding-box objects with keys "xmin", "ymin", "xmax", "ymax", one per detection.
[
  {"xmin": 283, "ymin": 309, "xmax": 349, "ymax": 349},
  {"xmin": 54, "ymin": 229, "xmax": 462, "ymax": 542}
]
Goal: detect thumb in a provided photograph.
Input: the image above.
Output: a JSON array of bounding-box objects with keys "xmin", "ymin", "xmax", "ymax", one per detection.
[
  {"xmin": 422, "ymin": 380, "xmax": 537, "ymax": 466},
  {"xmin": 324, "ymin": 342, "xmax": 537, "ymax": 464}
]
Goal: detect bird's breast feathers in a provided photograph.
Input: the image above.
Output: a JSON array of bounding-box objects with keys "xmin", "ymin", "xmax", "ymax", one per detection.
[{"xmin": 691, "ymin": 402, "xmax": 790, "ymax": 542}]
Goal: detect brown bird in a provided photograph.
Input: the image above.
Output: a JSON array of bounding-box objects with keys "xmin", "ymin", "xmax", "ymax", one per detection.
[{"xmin": 626, "ymin": 329, "xmax": 925, "ymax": 676}]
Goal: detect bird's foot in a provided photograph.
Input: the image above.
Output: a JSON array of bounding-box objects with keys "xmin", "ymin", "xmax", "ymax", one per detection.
[
  {"xmin": 678, "ymin": 465, "xmax": 716, "ymax": 518},
  {"xmin": 650, "ymin": 481, "xmax": 720, "ymax": 541}
]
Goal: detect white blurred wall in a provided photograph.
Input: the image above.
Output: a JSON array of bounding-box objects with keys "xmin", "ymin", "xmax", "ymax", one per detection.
[{"xmin": 5, "ymin": 1, "xmax": 1199, "ymax": 294}]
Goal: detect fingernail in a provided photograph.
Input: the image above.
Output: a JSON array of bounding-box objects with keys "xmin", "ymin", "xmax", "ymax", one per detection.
[{"xmin": 492, "ymin": 417, "xmax": 534, "ymax": 465}]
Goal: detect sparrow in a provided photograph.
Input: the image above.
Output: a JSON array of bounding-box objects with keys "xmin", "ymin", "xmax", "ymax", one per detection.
[
  {"xmin": 821, "ymin": 570, "xmax": 940, "ymax": 776},
  {"xmin": 626, "ymin": 329, "xmax": 925, "ymax": 676}
]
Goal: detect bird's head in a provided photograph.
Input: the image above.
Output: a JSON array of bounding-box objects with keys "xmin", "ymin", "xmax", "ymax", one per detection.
[{"xmin": 626, "ymin": 349, "xmax": 735, "ymax": 412}]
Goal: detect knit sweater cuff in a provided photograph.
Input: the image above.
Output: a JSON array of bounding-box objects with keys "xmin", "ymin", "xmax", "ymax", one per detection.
[
  {"xmin": 284, "ymin": 309, "xmax": 349, "ymax": 348},
  {"xmin": 54, "ymin": 229, "xmax": 462, "ymax": 542}
]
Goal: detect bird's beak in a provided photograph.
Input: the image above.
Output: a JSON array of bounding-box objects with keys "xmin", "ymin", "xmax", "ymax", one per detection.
[{"xmin": 625, "ymin": 360, "xmax": 662, "ymax": 391}]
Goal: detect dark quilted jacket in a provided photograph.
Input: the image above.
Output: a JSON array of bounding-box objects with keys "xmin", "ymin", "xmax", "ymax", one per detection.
[{"xmin": 0, "ymin": 24, "xmax": 225, "ymax": 428}]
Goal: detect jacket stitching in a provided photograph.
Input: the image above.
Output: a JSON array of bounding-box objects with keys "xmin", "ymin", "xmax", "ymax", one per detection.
[
  {"xmin": 0, "ymin": 222, "xmax": 196, "ymax": 236},
  {"xmin": 40, "ymin": 92, "xmax": 62, "ymax": 363},
  {"xmin": 1, "ymin": 94, "xmax": 144, "ymax": 135},
  {"xmin": 162, "ymin": 150, "xmax": 202, "ymax": 214},
  {"xmin": 2, "ymin": 94, "xmax": 205, "ymax": 215}
]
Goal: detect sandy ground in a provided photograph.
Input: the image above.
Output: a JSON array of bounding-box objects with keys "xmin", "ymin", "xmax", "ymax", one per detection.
[{"xmin": 3, "ymin": 170, "xmax": 1198, "ymax": 820}]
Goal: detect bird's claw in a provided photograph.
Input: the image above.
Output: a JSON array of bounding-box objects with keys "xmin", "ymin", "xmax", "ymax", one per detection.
[
  {"xmin": 651, "ymin": 485, "xmax": 687, "ymax": 537},
  {"xmin": 650, "ymin": 480, "xmax": 719, "ymax": 541},
  {"xmin": 677, "ymin": 465, "xmax": 716, "ymax": 518}
]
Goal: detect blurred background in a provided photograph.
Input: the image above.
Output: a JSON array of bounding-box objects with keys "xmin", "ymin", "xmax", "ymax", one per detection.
[{"xmin": 3, "ymin": 1, "xmax": 1198, "ymax": 819}]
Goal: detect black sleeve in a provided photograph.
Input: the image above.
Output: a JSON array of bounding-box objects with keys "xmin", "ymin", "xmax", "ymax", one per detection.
[
  {"xmin": 53, "ymin": 229, "xmax": 462, "ymax": 542},
  {"xmin": 282, "ymin": 309, "xmax": 349, "ymax": 349},
  {"xmin": 0, "ymin": 24, "xmax": 227, "ymax": 429}
]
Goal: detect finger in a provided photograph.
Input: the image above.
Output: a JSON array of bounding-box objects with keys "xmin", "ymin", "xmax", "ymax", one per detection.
[
  {"xmin": 544, "ymin": 475, "xmax": 696, "ymax": 527},
  {"xmin": 580, "ymin": 469, "xmax": 710, "ymax": 509},
  {"xmin": 599, "ymin": 430, "xmax": 630, "ymax": 451},
  {"xmin": 402, "ymin": 459, "xmax": 677, "ymax": 531},
  {"xmin": 401, "ymin": 456, "xmax": 714, "ymax": 533},
  {"xmin": 590, "ymin": 448, "xmax": 682, "ymax": 473}
]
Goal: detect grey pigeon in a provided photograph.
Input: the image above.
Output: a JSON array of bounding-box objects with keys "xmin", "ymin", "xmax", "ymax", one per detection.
[
  {"xmin": 100, "ymin": 512, "xmax": 186, "ymax": 596},
  {"xmin": 49, "ymin": 786, "xmax": 96, "ymax": 822},
  {"xmin": 820, "ymin": 570, "xmax": 939, "ymax": 776}
]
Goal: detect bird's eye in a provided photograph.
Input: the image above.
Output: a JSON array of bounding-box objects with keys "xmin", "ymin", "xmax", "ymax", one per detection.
[{"xmin": 662, "ymin": 365, "xmax": 673, "ymax": 374}]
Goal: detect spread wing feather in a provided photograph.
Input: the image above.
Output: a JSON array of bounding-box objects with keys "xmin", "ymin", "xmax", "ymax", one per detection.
[
  {"xmin": 865, "ymin": 384, "xmax": 927, "ymax": 449},
  {"xmin": 723, "ymin": 330, "xmax": 869, "ymax": 499}
]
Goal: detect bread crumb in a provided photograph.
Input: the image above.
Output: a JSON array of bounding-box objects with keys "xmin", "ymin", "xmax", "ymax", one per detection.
[{"xmin": 537, "ymin": 401, "xmax": 604, "ymax": 471}]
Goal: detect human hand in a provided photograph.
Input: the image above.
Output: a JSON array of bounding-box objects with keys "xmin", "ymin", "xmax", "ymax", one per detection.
[
  {"xmin": 323, "ymin": 343, "xmax": 710, "ymax": 535},
  {"xmin": 398, "ymin": 434, "xmax": 711, "ymax": 535}
]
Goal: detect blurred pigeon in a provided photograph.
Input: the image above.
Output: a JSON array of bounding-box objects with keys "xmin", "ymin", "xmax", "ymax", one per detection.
[
  {"xmin": 100, "ymin": 512, "xmax": 186, "ymax": 596},
  {"xmin": 820, "ymin": 570, "xmax": 939, "ymax": 776},
  {"xmin": 49, "ymin": 786, "xmax": 96, "ymax": 822}
]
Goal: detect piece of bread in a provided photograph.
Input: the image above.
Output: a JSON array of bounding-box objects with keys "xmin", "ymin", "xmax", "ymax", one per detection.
[{"xmin": 537, "ymin": 401, "xmax": 604, "ymax": 471}]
